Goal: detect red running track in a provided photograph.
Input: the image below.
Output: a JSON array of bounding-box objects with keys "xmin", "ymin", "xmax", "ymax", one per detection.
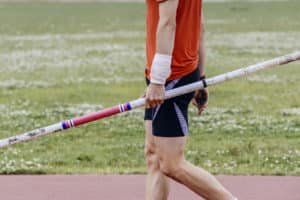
[{"xmin": 0, "ymin": 175, "xmax": 299, "ymax": 200}]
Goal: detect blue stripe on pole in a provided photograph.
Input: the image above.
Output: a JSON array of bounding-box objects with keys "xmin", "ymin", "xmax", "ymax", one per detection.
[
  {"xmin": 62, "ymin": 122, "xmax": 67, "ymax": 129},
  {"xmin": 126, "ymin": 103, "xmax": 132, "ymax": 111}
]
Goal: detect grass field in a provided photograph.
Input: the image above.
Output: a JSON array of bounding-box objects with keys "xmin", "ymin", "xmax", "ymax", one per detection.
[{"xmin": 0, "ymin": 1, "xmax": 299, "ymax": 175}]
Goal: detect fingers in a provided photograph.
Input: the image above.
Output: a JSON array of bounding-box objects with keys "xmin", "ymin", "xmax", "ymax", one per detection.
[
  {"xmin": 145, "ymin": 94, "xmax": 164, "ymax": 108},
  {"xmin": 146, "ymin": 96, "xmax": 164, "ymax": 108},
  {"xmin": 197, "ymin": 103, "xmax": 207, "ymax": 115},
  {"xmin": 145, "ymin": 84, "xmax": 165, "ymax": 109},
  {"xmin": 192, "ymin": 89, "xmax": 209, "ymax": 115},
  {"xmin": 198, "ymin": 97, "xmax": 209, "ymax": 114},
  {"xmin": 193, "ymin": 99, "xmax": 207, "ymax": 115},
  {"xmin": 191, "ymin": 98, "xmax": 198, "ymax": 107}
]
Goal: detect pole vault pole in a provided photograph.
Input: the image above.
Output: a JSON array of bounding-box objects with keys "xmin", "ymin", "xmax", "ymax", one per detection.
[{"xmin": 0, "ymin": 52, "xmax": 300, "ymax": 148}]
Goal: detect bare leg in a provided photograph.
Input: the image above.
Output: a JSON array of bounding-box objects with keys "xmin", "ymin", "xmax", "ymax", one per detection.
[
  {"xmin": 145, "ymin": 120, "xmax": 170, "ymax": 200},
  {"xmin": 154, "ymin": 136, "xmax": 236, "ymax": 200}
]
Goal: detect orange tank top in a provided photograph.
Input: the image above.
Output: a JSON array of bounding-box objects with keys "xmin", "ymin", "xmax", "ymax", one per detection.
[{"xmin": 146, "ymin": 0, "xmax": 203, "ymax": 81}]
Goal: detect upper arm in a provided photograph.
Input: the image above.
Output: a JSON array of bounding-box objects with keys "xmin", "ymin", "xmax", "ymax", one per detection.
[{"xmin": 157, "ymin": 0, "xmax": 179, "ymax": 26}]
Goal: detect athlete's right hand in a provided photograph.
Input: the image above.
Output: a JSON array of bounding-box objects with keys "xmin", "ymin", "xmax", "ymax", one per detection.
[{"xmin": 145, "ymin": 83, "xmax": 165, "ymax": 108}]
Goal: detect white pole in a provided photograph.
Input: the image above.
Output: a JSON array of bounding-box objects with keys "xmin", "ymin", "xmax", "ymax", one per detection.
[{"xmin": 0, "ymin": 52, "xmax": 299, "ymax": 148}]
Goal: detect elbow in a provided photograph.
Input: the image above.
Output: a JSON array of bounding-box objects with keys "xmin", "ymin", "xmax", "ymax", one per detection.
[{"xmin": 158, "ymin": 16, "xmax": 176, "ymax": 32}]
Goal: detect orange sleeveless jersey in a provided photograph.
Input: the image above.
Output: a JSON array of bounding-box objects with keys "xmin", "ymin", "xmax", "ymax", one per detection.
[{"xmin": 146, "ymin": 0, "xmax": 203, "ymax": 81}]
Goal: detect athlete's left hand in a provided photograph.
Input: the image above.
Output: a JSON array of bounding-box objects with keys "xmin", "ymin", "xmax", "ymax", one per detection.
[{"xmin": 192, "ymin": 88, "xmax": 209, "ymax": 115}]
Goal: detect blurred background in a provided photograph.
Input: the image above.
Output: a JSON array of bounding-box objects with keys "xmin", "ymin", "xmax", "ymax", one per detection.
[{"xmin": 0, "ymin": 0, "xmax": 299, "ymax": 175}]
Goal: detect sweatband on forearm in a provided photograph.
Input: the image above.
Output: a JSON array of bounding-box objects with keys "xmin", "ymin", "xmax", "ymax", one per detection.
[{"xmin": 150, "ymin": 53, "xmax": 172, "ymax": 84}]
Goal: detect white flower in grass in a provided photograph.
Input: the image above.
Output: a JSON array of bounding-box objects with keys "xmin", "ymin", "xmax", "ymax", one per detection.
[
  {"xmin": 187, "ymin": 150, "xmax": 197, "ymax": 156},
  {"xmin": 0, "ymin": 79, "xmax": 53, "ymax": 89},
  {"xmin": 204, "ymin": 160, "xmax": 212, "ymax": 168},
  {"xmin": 265, "ymin": 157, "xmax": 269, "ymax": 161},
  {"xmin": 258, "ymin": 150, "xmax": 262, "ymax": 155},
  {"xmin": 247, "ymin": 75, "xmax": 280, "ymax": 83},
  {"xmin": 25, "ymin": 161, "xmax": 33, "ymax": 166},
  {"xmin": 9, "ymin": 110, "xmax": 32, "ymax": 117},
  {"xmin": 282, "ymin": 108, "xmax": 300, "ymax": 116},
  {"xmin": 0, "ymin": 31, "xmax": 144, "ymax": 42}
]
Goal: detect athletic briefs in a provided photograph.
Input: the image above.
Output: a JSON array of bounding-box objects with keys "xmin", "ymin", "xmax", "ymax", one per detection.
[{"xmin": 144, "ymin": 67, "xmax": 200, "ymax": 137}]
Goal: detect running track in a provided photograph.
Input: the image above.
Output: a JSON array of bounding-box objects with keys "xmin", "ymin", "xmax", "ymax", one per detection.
[{"xmin": 0, "ymin": 175, "xmax": 299, "ymax": 200}]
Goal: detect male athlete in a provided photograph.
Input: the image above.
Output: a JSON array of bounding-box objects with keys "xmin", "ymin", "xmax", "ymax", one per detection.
[{"xmin": 144, "ymin": 0, "xmax": 237, "ymax": 199}]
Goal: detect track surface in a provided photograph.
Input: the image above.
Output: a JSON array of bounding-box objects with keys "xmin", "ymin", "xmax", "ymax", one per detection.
[{"xmin": 0, "ymin": 175, "xmax": 299, "ymax": 200}]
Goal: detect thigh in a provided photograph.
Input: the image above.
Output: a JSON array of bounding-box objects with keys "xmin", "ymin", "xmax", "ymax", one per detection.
[
  {"xmin": 153, "ymin": 136, "xmax": 187, "ymax": 165},
  {"xmin": 145, "ymin": 120, "xmax": 161, "ymax": 170},
  {"xmin": 145, "ymin": 120, "xmax": 155, "ymax": 151}
]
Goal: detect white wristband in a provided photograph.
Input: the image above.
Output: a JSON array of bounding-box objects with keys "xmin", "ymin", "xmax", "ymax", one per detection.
[{"xmin": 150, "ymin": 53, "xmax": 172, "ymax": 84}]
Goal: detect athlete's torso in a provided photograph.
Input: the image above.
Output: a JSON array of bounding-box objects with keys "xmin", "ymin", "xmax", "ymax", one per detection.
[{"xmin": 146, "ymin": 0, "xmax": 203, "ymax": 80}]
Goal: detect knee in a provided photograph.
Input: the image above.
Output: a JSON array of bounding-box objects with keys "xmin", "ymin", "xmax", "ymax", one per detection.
[
  {"xmin": 159, "ymin": 161, "xmax": 184, "ymax": 181},
  {"xmin": 157, "ymin": 148, "xmax": 185, "ymax": 179},
  {"xmin": 144, "ymin": 144, "xmax": 159, "ymax": 170}
]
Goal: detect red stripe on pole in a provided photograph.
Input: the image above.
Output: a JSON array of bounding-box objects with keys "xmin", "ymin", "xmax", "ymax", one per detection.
[
  {"xmin": 65, "ymin": 121, "xmax": 70, "ymax": 129},
  {"xmin": 72, "ymin": 106, "xmax": 121, "ymax": 126}
]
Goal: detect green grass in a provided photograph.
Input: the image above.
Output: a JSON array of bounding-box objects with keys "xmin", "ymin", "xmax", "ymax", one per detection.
[{"xmin": 0, "ymin": 1, "xmax": 299, "ymax": 175}]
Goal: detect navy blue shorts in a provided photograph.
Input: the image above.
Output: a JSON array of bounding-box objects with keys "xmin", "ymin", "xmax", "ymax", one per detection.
[{"xmin": 144, "ymin": 67, "xmax": 200, "ymax": 137}]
